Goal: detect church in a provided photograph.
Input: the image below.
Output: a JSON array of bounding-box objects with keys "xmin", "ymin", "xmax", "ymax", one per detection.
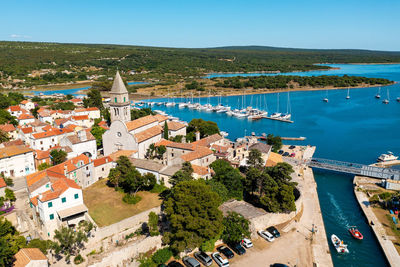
[{"xmin": 102, "ymin": 72, "xmax": 167, "ymax": 158}]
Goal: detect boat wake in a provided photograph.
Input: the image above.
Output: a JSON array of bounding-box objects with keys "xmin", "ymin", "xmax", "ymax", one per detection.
[{"xmin": 327, "ymin": 192, "xmax": 349, "ymax": 228}]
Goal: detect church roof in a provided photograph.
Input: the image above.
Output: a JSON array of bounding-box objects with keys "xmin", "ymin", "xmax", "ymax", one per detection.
[{"xmin": 110, "ymin": 71, "xmax": 128, "ymax": 94}]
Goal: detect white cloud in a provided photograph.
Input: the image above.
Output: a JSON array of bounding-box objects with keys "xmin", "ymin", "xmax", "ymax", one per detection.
[{"xmin": 10, "ymin": 34, "xmax": 31, "ymax": 39}]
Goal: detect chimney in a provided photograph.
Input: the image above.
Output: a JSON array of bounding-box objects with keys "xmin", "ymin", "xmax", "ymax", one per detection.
[{"xmin": 195, "ymin": 131, "xmax": 200, "ymax": 141}]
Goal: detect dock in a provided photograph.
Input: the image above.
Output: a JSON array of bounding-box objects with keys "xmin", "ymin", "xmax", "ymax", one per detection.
[
  {"xmin": 354, "ymin": 176, "xmax": 400, "ymax": 267},
  {"xmin": 281, "ymin": 136, "xmax": 306, "ymax": 141},
  {"xmin": 264, "ymin": 116, "xmax": 294, "ymax": 123}
]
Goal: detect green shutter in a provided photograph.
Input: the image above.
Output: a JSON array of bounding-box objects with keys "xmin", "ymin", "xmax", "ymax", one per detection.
[
  {"xmin": 74, "ymin": 193, "xmax": 79, "ymax": 199},
  {"xmin": 62, "ymin": 197, "xmax": 66, "ymax": 203},
  {"xmin": 48, "ymin": 202, "xmax": 52, "ymax": 208},
  {"xmin": 49, "ymin": 214, "xmax": 54, "ymax": 220},
  {"xmin": 114, "ymin": 97, "xmax": 117, "ymax": 103}
]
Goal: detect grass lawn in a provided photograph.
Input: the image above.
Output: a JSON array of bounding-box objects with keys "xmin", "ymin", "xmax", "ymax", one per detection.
[{"xmin": 83, "ymin": 179, "xmax": 162, "ymax": 227}]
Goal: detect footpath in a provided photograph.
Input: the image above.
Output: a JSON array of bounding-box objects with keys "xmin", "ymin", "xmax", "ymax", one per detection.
[{"xmin": 354, "ymin": 177, "xmax": 400, "ymax": 267}]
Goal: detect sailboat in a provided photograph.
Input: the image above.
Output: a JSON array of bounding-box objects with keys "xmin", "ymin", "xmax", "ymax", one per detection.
[
  {"xmin": 375, "ymin": 87, "xmax": 381, "ymax": 99},
  {"xmin": 323, "ymin": 90, "xmax": 329, "ymax": 102},
  {"xmin": 280, "ymin": 92, "xmax": 292, "ymax": 120},
  {"xmin": 270, "ymin": 93, "xmax": 282, "ymax": 118},
  {"xmin": 382, "ymin": 88, "xmax": 389, "ymax": 104},
  {"xmin": 346, "ymin": 88, "xmax": 350, "ymax": 100}
]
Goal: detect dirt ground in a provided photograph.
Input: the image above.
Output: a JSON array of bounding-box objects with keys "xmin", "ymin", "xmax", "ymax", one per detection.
[
  {"xmin": 372, "ymin": 207, "xmax": 400, "ymax": 255},
  {"xmin": 83, "ymin": 179, "xmax": 162, "ymax": 227}
]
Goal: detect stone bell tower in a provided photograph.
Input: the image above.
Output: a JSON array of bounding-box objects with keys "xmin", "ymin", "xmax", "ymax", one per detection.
[{"xmin": 109, "ymin": 71, "xmax": 131, "ymax": 123}]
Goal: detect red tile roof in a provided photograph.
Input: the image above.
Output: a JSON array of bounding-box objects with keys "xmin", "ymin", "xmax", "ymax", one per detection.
[
  {"xmin": 9, "ymin": 105, "xmax": 21, "ymax": 112},
  {"xmin": 181, "ymin": 146, "xmax": 213, "ymax": 162},
  {"xmin": 192, "ymin": 164, "xmax": 210, "ymax": 176},
  {"xmin": 86, "ymin": 107, "xmax": 99, "ymax": 111},
  {"xmin": 125, "ymin": 115, "xmax": 157, "ymax": 131},
  {"xmin": 72, "ymin": 115, "xmax": 89, "ymax": 121},
  {"xmin": 167, "ymin": 121, "xmax": 186, "ymax": 131},
  {"xmin": 93, "ymin": 156, "xmax": 113, "ymax": 167},
  {"xmin": 32, "ymin": 128, "xmax": 73, "ymax": 139},
  {"xmin": 35, "ymin": 150, "xmax": 50, "ymax": 160},
  {"xmin": 0, "ymin": 178, "xmax": 6, "ymax": 188},
  {"xmin": 155, "ymin": 139, "xmax": 173, "ymax": 147},
  {"xmin": 18, "ymin": 113, "xmax": 34, "ymax": 120},
  {"xmin": 0, "ymin": 124, "xmax": 16, "ymax": 132},
  {"xmin": 21, "ymin": 127, "xmax": 33, "ymax": 134},
  {"xmin": 20, "ymin": 100, "xmax": 29, "ymax": 105},
  {"xmin": 71, "ymin": 98, "xmax": 83, "ymax": 103},
  {"xmin": 134, "ymin": 125, "xmax": 162, "ymax": 143},
  {"xmin": 192, "ymin": 133, "xmax": 223, "ymax": 148}
]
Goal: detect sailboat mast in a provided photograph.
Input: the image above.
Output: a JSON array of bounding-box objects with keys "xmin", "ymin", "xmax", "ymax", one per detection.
[{"xmin": 277, "ymin": 93, "xmax": 280, "ymax": 113}]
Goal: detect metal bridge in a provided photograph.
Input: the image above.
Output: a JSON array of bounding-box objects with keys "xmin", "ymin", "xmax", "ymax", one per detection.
[{"xmin": 307, "ymin": 158, "xmax": 400, "ymax": 180}]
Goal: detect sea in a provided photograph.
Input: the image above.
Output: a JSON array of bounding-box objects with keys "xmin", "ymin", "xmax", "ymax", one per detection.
[{"xmin": 145, "ymin": 64, "xmax": 400, "ymax": 267}]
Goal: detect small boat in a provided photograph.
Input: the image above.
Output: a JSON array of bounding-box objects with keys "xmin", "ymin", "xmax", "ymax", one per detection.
[
  {"xmin": 375, "ymin": 87, "xmax": 381, "ymax": 99},
  {"xmin": 331, "ymin": 234, "xmax": 349, "ymax": 253},
  {"xmin": 397, "ymin": 97, "xmax": 400, "ymax": 102},
  {"xmin": 348, "ymin": 226, "xmax": 363, "ymax": 240},
  {"xmin": 323, "ymin": 90, "xmax": 329, "ymax": 102},
  {"xmin": 377, "ymin": 151, "xmax": 398, "ymax": 162},
  {"xmin": 346, "ymin": 88, "xmax": 350, "ymax": 100}
]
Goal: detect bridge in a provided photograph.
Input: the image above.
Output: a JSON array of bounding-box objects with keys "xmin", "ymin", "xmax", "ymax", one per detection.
[{"xmin": 307, "ymin": 158, "xmax": 400, "ymax": 181}]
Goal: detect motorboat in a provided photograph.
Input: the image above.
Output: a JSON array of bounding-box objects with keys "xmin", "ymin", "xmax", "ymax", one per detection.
[
  {"xmin": 280, "ymin": 113, "xmax": 292, "ymax": 120},
  {"xmin": 397, "ymin": 97, "xmax": 400, "ymax": 102},
  {"xmin": 348, "ymin": 226, "xmax": 363, "ymax": 240},
  {"xmin": 331, "ymin": 234, "xmax": 349, "ymax": 253},
  {"xmin": 375, "ymin": 87, "xmax": 381, "ymax": 99},
  {"xmin": 323, "ymin": 98, "xmax": 329, "ymax": 103},
  {"xmin": 270, "ymin": 112, "xmax": 282, "ymax": 118},
  {"xmin": 346, "ymin": 88, "xmax": 350, "ymax": 100},
  {"xmin": 377, "ymin": 152, "xmax": 398, "ymax": 162},
  {"xmin": 220, "ymin": 131, "xmax": 229, "ymax": 137},
  {"xmin": 178, "ymin": 102, "xmax": 187, "ymax": 108}
]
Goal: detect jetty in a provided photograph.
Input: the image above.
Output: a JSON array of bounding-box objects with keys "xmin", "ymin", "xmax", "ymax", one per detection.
[
  {"xmin": 264, "ymin": 116, "xmax": 294, "ymax": 123},
  {"xmin": 354, "ymin": 176, "xmax": 400, "ymax": 267},
  {"xmin": 281, "ymin": 136, "xmax": 306, "ymax": 141}
]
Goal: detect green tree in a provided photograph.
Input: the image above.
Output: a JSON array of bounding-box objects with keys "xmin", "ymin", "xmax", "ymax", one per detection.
[
  {"xmin": 50, "ymin": 149, "xmax": 67, "ymax": 165},
  {"xmin": 266, "ymin": 134, "xmax": 282, "ymax": 152},
  {"xmin": 130, "ymin": 108, "xmax": 155, "ymax": 120},
  {"xmin": 163, "ymin": 121, "xmax": 169, "ymax": 139},
  {"xmin": 90, "ymin": 126, "xmax": 106, "ymax": 148},
  {"xmin": 247, "ymin": 149, "xmax": 264, "ymax": 169},
  {"xmin": 221, "ymin": 212, "xmax": 251, "ymax": 244},
  {"xmin": 151, "ymin": 247, "xmax": 172, "ymax": 265},
  {"xmin": 244, "ymin": 167, "xmax": 264, "ymax": 196},
  {"xmin": 5, "ymin": 189, "xmax": 16, "ymax": 203},
  {"xmin": 31, "ymin": 106, "xmax": 39, "ymax": 119},
  {"xmin": 83, "ymin": 88, "xmax": 104, "ymax": 110},
  {"xmin": 26, "ymin": 239, "xmax": 53, "ymax": 254},
  {"xmin": 210, "ymin": 160, "xmax": 243, "ymax": 200},
  {"xmin": 38, "ymin": 162, "xmax": 51, "ymax": 171},
  {"xmin": 187, "ymin": 119, "xmax": 219, "ymax": 138},
  {"xmin": 0, "ymin": 109, "xmax": 17, "ymax": 126},
  {"xmin": 66, "ymin": 94, "xmax": 74, "ymax": 100},
  {"xmin": 108, "ymin": 168, "xmax": 121, "ymax": 188},
  {"xmin": 163, "ymin": 180, "xmax": 223, "ymax": 252},
  {"xmin": 0, "ymin": 217, "xmax": 26, "ymax": 266},
  {"xmin": 148, "ymin": 211, "xmax": 160, "ymax": 236},
  {"xmin": 52, "ymin": 226, "xmax": 88, "ymax": 262},
  {"xmin": 207, "ymin": 179, "xmax": 229, "ymax": 204},
  {"xmin": 170, "ymin": 162, "xmax": 194, "ymax": 186},
  {"xmin": 0, "ymin": 130, "xmax": 10, "ymax": 143},
  {"xmin": 156, "ymin": 145, "xmax": 166, "ymax": 159}
]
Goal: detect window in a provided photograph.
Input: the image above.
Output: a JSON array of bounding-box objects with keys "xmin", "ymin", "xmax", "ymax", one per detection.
[
  {"xmin": 46, "ymin": 184, "xmax": 49, "ymax": 188},
  {"xmin": 48, "ymin": 202, "xmax": 52, "ymax": 208},
  {"xmin": 62, "ymin": 197, "xmax": 66, "ymax": 203},
  {"xmin": 114, "ymin": 97, "xmax": 117, "ymax": 103},
  {"xmin": 40, "ymin": 141, "xmax": 43, "ymax": 145},
  {"xmin": 74, "ymin": 193, "xmax": 79, "ymax": 199},
  {"xmin": 49, "ymin": 214, "xmax": 54, "ymax": 220},
  {"xmin": 102, "ymin": 167, "xmax": 104, "ymax": 171},
  {"xmin": 86, "ymin": 166, "xmax": 88, "ymax": 170},
  {"xmin": 124, "ymin": 97, "xmax": 126, "ymax": 102}
]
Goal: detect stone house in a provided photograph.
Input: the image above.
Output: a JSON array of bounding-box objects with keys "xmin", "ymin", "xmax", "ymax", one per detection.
[
  {"xmin": 0, "ymin": 145, "xmax": 35, "ymax": 177},
  {"xmin": 0, "ymin": 124, "xmax": 18, "ymax": 139},
  {"xmin": 59, "ymin": 129, "xmax": 97, "ymax": 159}
]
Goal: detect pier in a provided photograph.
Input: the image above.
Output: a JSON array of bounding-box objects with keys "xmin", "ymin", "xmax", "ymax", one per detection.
[
  {"xmin": 308, "ymin": 158, "xmax": 400, "ymax": 180},
  {"xmin": 264, "ymin": 116, "xmax": 294, "ymax": 123}
]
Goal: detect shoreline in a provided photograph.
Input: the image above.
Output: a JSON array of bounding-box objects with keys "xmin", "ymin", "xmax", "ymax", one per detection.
[{"xmin": 353, "ymin": 176, "xmax": 400, "ymax": 267}]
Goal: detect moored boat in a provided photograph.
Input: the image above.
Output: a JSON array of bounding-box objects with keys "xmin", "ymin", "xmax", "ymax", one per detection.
[
  {"xmin": 377, "ymin": 151, "xmax": 398, "ymax": 162},
  {"xmin": 331, "ymin": 234, "xmax": 349, "ymax": 253},
  {"xmin": 348, "ymin": 226, "xmax": 363, "ymax": 240}
]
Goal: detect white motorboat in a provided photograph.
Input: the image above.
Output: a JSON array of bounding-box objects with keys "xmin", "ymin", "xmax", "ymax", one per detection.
[
  {"xmin": 270, "ymin": 112, "xmax": 282, "ymax": 118},
  {"xmin": 397, "ymin": 97, "xmax": 400, "ymax": 102},
  {"xmin": 280, "ymin": 113, "xmax": 292, "ymax": 120},
  {"xmin": 220, "ymin": 131, "xmax": 229, "ymax": 137},
  {"xmin": 382, "ymin": 88, "xmax": 390, "ymax": 104},
  {"xmin": 178, "ymin": 102, "xmax": 187, "ymax": 108},
  {"xmin": 323, "ymin": 90, "xmax": 329, "ymax": 102},
  {"xmin": 375, "ymin": 87, "xmax": 381, "ymax": 99},
  {"xmin": 165, "ymin": 102, "xmax": 175, "ymax": 107},
  {"xmin": 346, "ymin": 88, "xmax": 350, "ymax": 100},
  {"xmin": 377, "ymin": 152, "xmax": 398, "ymax": 162},
  {"xmin": 331, "ymin": 234, "xmax": 349, "ymax": 254}
]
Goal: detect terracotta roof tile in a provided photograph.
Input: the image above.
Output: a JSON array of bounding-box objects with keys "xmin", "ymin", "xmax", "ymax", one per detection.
[
  {"xmin": 93, "ymin": 156, "xmax": 113, "ymax": 167},
  {"xmin": 35, "ymin": 150, "xmax": 50, "ymax": 160},
  {"xmin": 0, "ymin": 178, "xmax": 6, "ymax": 188},
  {"xmin": 167, "ymin": 121, "xmax": 186, "ymax": 131},
  {"xmin": 108, "ymin": 150, "xmax": 137, "ymax": 161},
  {"xmin": 192, "ymin": 133, "xmax": 223, "ymax": 148},
  {"xmin": 18, "ymin": 113, "xmax": 34, "ymax": 120},
  {"xmin": 125, "ymin": 115, "xmax": 157, "ymax": 131},
  {"xmin": 1, "ymin": 139, "xmax": 23, "ymax": 147},
  {"xmin": 21, "ymin": 127, "xmax": 33, "ymax": 134},
  {"xmin": 14, "ymin": 248, "xmax": 47, "ymax": 267},
  {"xmin": 192, "ymin": 164, "xmax": 210, "ymax": 176},
  {"xmin": 0, "ymin": 124, "xmax": 16, "ymax": 132},
  {"xmin": 9, "ymin": 105, "xmax": 21, "ymax": 112},
  {"xmin": 153, "ymin": 114, "xmax": 168, "ymax": 123},
  {"xmin": 181, "ymin": 146, "xmax": 213, "ymax": 162},
  {"xmin": 20, "ymin": 100, "xmax": 29, "ymax": 105},
  {"xmin": 72, "ymin": 115, "xmax": 89, "ymax": 121},
  {"xmin": 134, "ymin": 125, "xmax": 162, "ymax": 143},
  {"xmin": 155, "ymin": 139, "xmax": 173, "ymax": 147},
  {"xmin": 0, "ymin": 145, "xmax": 33, "ymax": 160},
  {"xmin": 166, "ymin": 142, "xmax": 195, "ymax": 150}
]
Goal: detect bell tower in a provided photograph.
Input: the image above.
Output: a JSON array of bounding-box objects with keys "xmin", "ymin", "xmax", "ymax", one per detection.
[{"xmin": 109, "ymin": 71, "xmax": 131, "ymax": 123}]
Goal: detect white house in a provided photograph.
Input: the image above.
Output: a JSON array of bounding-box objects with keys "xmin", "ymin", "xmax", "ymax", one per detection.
[
  {"xmin": 93, "ymin": 156, "xmax": 113, "ymax": 180},
  {"xmin": 38, "ymin": 109, "xmax": 53, "ymax": 124},
  {"xmin": 14, "ymin": 248, "xmax": 48, "ymax": 266},
  {"xmin": 0, "ymin": 124, "xmax": 18, "ymax": 140},
  {"xmin": 129, "ymin": 158, "xmax": 165, "ymax": 183},
  {"xmin": 166, "ymin": 121, "xmax": 186, "ymax": 138},
  {"xmin": 0, "ymin": 145, "xmax": 35, "ymax": 177},
  {"xmin": 19, "ymin": 99, "xmax": 36, "ymax": 111},
  {"xmin": 71, "ymin": 115, "xmax": 92, "ymax": 128},
  {"xmin": 18, "ymin": 113, "xmax": 35, "ymax": 126},
  {"xmin": 59, "ymin": 129, "xmax": 97, "ymax": 159},
  {"xmin": 28, "ymin": 173, "xmax": 87, "ymax": 238},
  {"xmin": 7, "ymin": 105, "xmax": 23, "ymax": 117},
  {"xmin": 29, "ymin": 128, "xmax": 74, "ymax": 151}
]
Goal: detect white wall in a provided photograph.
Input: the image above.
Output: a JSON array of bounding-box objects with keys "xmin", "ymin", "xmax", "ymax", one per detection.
[
  {"xmin": 137, "ymin": 134, "xmax": 162, "ymax": 158},
  {"xmin": 0, "ymin": 151, "xmax": 35, "ymax": 177},
  {"xmin": 18, "ymin": 118, "xmax": 35, "ymax": 126},
  {"xmin": 169, "ymin": 127, "xmax": 186, "ymax": 138}
]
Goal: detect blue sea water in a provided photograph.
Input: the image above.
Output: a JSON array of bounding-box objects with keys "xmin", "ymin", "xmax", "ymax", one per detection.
[
  {"xmin": 148, "ymin": 64, "xmax": 400, "ymax": 267},
  {"xmin": 32, "ymin": 81, "xmax": 147, "ymax": 96}
]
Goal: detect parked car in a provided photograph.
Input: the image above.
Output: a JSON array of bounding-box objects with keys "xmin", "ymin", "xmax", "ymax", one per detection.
[
  {"xmin": 267, "ymin": 226, "xmax": 281, "ymax": 238},
  {"xmin": 212, "ymin": 252, "xmax": 229, "ymax": 267},
  {"xmin": 168, "ymin": 261, "xmax": 184, "ymax": 267},
  {"xmin": 270, "ymin": 264, "xmax": 289, "ymax": 267},
  {"xmin": 183, "ymin": 256, "xmax": 201, "ymax": 267},
  {"xmin": 289, "ymin": 145, "xmax": 296, "ymax": 149},
  {"xmin": 290, "ymin": 153, "xmax": 295, "ymax": 157},
  {"xmin": 194, "ymin": 251, "xmax": 213, "ymax": 266},
  {"xmin": 278, "ymin": 150, "xmax": 284, "ymax": 154},
  {"xmin": 229, "ymin": 242, "xmax": 246, "ymax": 255},
  {"xmin": 258, "ymin": 230, "xmax": 275, "ymax": 242},
  {"xmin": 241, "ymin": 238, "xmax": 253, "ymax": 248},
  {"xmin": 217, "ymin": 245, "xmax": 234, "ymax": 259},
  {"xmin": 283, "ymin": 152, "xmax": 290, "ymax": 157}
]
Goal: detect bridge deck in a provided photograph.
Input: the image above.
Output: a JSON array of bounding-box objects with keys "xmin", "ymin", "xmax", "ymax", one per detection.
[{"xmin": 308, "ymin": 158, "xmax": 400, "ymax": 181}]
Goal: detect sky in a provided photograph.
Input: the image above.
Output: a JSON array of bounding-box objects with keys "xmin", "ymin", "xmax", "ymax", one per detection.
[{"xmin": 1, "ymin": 0, "xmax": 399, "ymax": 51}]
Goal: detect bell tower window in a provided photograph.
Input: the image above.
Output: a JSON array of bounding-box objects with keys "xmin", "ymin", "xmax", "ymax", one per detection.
[{"xmin": 124, "ymin": 97, "xmax": 126, "ymax": 102}]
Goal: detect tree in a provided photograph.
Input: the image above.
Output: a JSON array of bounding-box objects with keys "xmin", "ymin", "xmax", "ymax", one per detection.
[
  {"xmin": 187, "ymin": 119, "xmax": 219, "ymax": 138},
  {"xmin": 247, "ymin": 149, "xmax": 264, "ymax": 169},
  {"xmin": 0, "ymin": 217, "xmax": 26, "ymax": 266},
  {"xmin": 148, "ymin": 211, "xmax": 160, "ymax": 236},
  {"xmin": 0, "ymin": 109, "xmax": 17, "ymax": 126},
  {"xmin": 151, "ymin": 247, "xmax": 172, "ymax": 265},
  {"xmin": 90, "ymin": 126, "xmax": 106, "ymax": 148},
  {"xmin": 26, "ymin": 239, "xmax": 53, "ymax": 254},
  {"xmin": 163, "ymin": 121, "xmax": 169, "ymax": 139},
  {"xmin": 50, "ymin": 149, "xmax": 67, "ymax": 165},
  {"xmin": 0, "ymin": 130, "xmax": 10, "ymax": 143},
  {"xmin": 221, "ymin": 212, "xmax": 251, "ymax": 244},
  {"xmin": 66, "ymin": 94, "xmax": 74, "ymax": 100},
  {"xmin": 156, "ymin": 145, "xmax": 166, "ymax": 159},
  {"xmin": 5, "ymin": 189, "xmax": 15, "ymax": 203},
  {"xmin": 266, "ymin": 134, "xmax": 282, "ymax": 152},
  {"xmin": 207, "ymin": 179, "xmax": 229, "ymax": 204},
  {"xmin": 38, "ymin": 162, "xmax": 51, "ymax": 171},
  {"xmin": 244, "ymin": 167, "xmax": 264, "ymax": 196},
  {"xmin": 83, "ymin": 88, "xmax": 104, "ymax": 110},
  {"xmin": 210, "ymin": 160, "xmax": 243, "ymax": 200},
  {"xmin": 31, "ymin": 106, "xmax": 39, "ymax": 119},
  {"xmin": 163, "ymin": 180, "xmax": 223, "ymax": 252},
  {"xmin": 131, "ymin": 108, "xmax": 155, "ymax": 120},
  {"xmin": 52, "ymin": 225, "xmax": 88, "ymax": 262},
  {"xmin": 108, "ymin": 168, "xmax": 121, "ymax": 188},
  {"xmin": 170, "ymin": 162, "xmax": 194, "ymax": 186}
]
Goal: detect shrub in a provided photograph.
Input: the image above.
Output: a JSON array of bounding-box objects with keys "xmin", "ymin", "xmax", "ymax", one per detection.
[
  {"xmin": 74, "ymin": 254, "xmax": 85, "ymax": 265},
  {"xmin": 150, "ymin": 183, "xmax": 167, "ymax": 194},
  {"xmin": 123, "ymin": 194, "xmax": 142, "ymax": 204},
  {"xmin": 152, "ymin": 247, "xmax": 173, "ymax": 265},
  {"xmin": 200, "ymin": 237, "xmax": 218, "ymax": 252}
]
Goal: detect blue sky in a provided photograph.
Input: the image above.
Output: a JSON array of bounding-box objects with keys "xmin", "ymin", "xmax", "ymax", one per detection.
[{"xmin": 1, "ymin": 0, "xmax": 399, "ymax": 51}]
